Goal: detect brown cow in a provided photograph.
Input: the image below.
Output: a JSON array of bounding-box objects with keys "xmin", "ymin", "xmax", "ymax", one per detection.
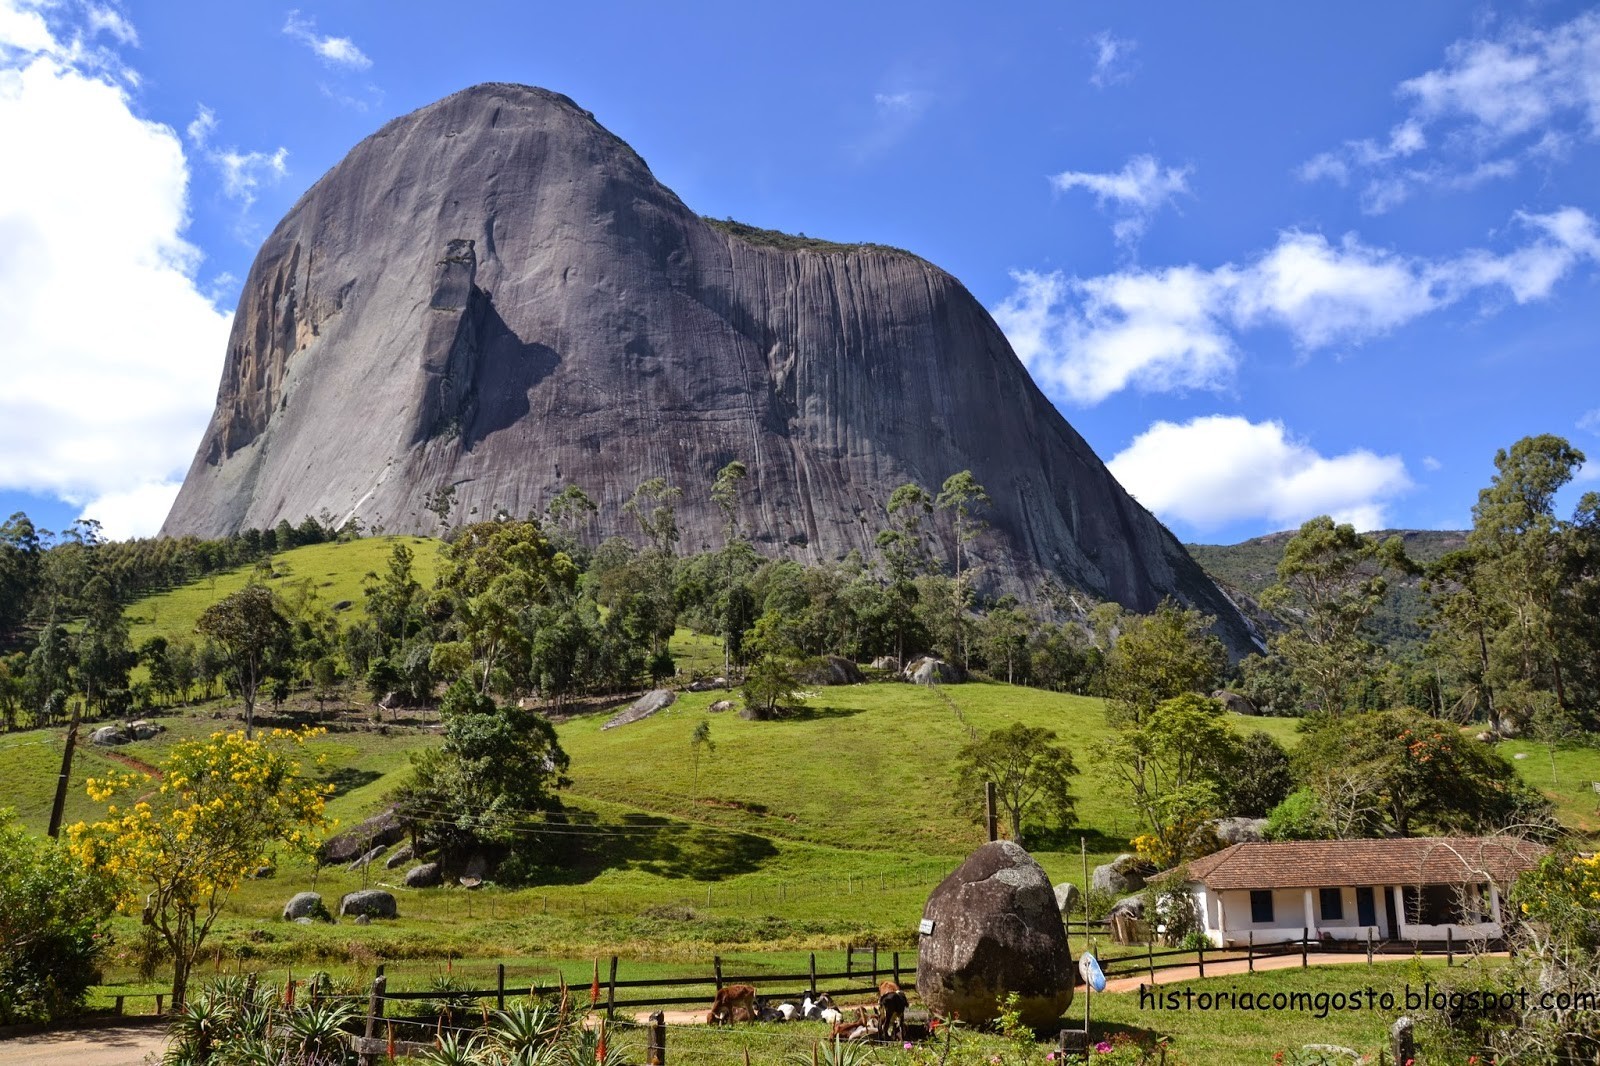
[{"xmin": 706, "ymin": 984, "xmax": 758, "ymax": 1025}]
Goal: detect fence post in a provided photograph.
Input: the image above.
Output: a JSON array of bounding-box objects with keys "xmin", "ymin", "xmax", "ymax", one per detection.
[
  {"xmin": 155, "ymin": 994, "xmax": 164, "ymax": 1016},
  {"xmin": 714, "ymin": 956, "xmax": 723, "ymax": 991},
  {"xmin": 985, "ymin": 782, "xmax": 998, "ymax": 842},
  {"xmin": 1301, "ymin": 928, "xmax": 1309, "ymax": 969},
  {"xmin": 1147, "ymin": 939, "xmax": 1155, "ymax": 981},
  {"xmin": 872, "ymin": 945, "xmax": 879, "ymax": 986},
  {"xmin": 1197, "ymin": 943, "xmax": 1204, "ymax": 978},
  {"xmin": 846, "ymin": 944, "xmax": 853, "ymax": 979},
  {"xmin": 365, "ymin": 975, "xmax": 386, "ymax": 1040},
  {"xmin": 892, "ymin": 951, "xmax": 900, "ymax": 986},
  {"xmin": 647, "ymin": 1011, "xmax": 666, "ymax": 1065},
  {"xmin": 607, "ymin": 956, "xmax": 618, "ymax": 1020},
  {"xmin": 1368, "ymin": 926, "xmax": 1375, "ymax": 965},
  {"xmin": 1447, "ymin": 927, "xmax": 1454, "ymax": 967},
  {"xmin": 115, "ymin": 995, "xmax": 124, "ymax": 1016},
  {"xmin": 1248, "ymin": 931, "xmax": 1254, "ymax": 973},
  {"xmin": 809, "ymin": 953, "xmax": 817, "ymax": 997},
  {"xmin": 497, "ymin": 963, "xmax": 506, "ymax": 1010}
]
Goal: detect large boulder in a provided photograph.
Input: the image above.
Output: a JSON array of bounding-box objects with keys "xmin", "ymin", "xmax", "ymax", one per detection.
[
  {"xmin": 90, "ymin": 725, "xmax": 129, "ymax": 746},
  {"xmin": 916, "ymin": 841, "xmax": 1074, "ymax": 1028},
  {"xmin": 404, "ymin": 862, "xmax": 443, "ymax": 888},
  {"xmin": 127, "ymin": 720, "xmax": 165, "ymax": 740},
  {"xmin": 1053, "ymin": 882, "xmax": 1082, "ymax": 919},
  {"xmin": 1208, "ymin": 816, "xmax": 1268, "ymax": 847},
  {"xmin": 1091, "ymin": 854, "xmax": 1154, "ymax": 896},
  {"xmin": 348, "ymin": 845, "xmax": 389, "ymax": 871},
  {"xmin": 709, "ymin": 699, "xmax": 735, "ymax": 713},
  {"xmin": 319, "ymin": 807, "xmax": 406, "ymax": 865},
  {"xmin": 603, "ymin": 688, "xmax": 676, "ymax": 730},
  {"xmin": 1211, "ymin": 689, "xmax": 1258, "ymax": 716},
  {"xmin": 1107, "ymin": 895, "xmax": 1146, "ymax": 921},
  {"xmin": 870, "ymin": 656, "xmax": 901, "ymax": 673},
  {"xmin": 339, "ymin": 890, "xmax": 397, "ymax": 919},
  {"xmin": 283, "ymin": 892, "xmax": 331, "ymax": 922},
  {"xmin": 385, "ymin": 843, "xmax": 415, "ymax": 869},
  {"xmin": 800, "ymin": 655, "xmax": 865, "ymax": 686},
  {"xmin": 905, "ymin": 657, "xmax": 965, "ymax": 686}
]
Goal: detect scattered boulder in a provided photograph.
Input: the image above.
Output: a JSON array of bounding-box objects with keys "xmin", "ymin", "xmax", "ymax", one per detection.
[
  {"xmin": 385, "ymin": 843, "xmax": 415, "ymax": 869},
  {"xmin": 404, "ymin": 862, "xmax": 443, "ymax": 888},
  {"xmin": 283, "ymin": 892, "xmax": 331, "ymax": 922},
  {"xmin": 1053, "ymin": 882, "xmax": 1081, "ymax": 918},
  {"xmin": 348, "ymin": 845, "xmax": 389, "ymax": 872},
  {"xmin": 800, "ymin": 655, "xmax": 865, "ymax": 685},
  {"xmin": 463, "ymin": 853, "xmax": 490, "ymax": 880},
  {"xmin": 709, "ymin": 699, "xmax": 736, "ymax": 713},
  {"xmin": 1211, "ymin": 690, "xmax": 1258, "ymax": 716},
  {"xmin": 603, "ymin": 688, "xmax": 676, "ymax": 730},
  {"xmin": 250, "ymin": 865, "xmax": 276, "ymax": 880},
  {"xmin": 339, "ymin": 890, "xmax": 397, "ymax": 919},
  {"xmin": 127, "ymin": 720, "xmax": 165, "ymax": 740},
  {"xmin": 916, "ymin": 840, "xmax": 1074, "ymax": 1027},
  {"xmin": 1474, "ymin": 731, "xmax": 1496, "ymax": 744},
  {"xmin": 355, "ymin": 914, "xmax": 372, "ymax": 925},
  {"xmin": 90, "ymin": 725, "xmax": 129, "ymax": 746},
  {"xmin": 332, "ymin": 599, "xmax": 353, "ymax": 611},
  {"xmin": 870, "ymin": 656, "xmax": 901, "ymax": 673},
  {"xmin": 686, "ymin": 678, "xmax": 729, "ymax": 692},
  {"xmin": 294, "ymin": 916, "xmax": 313, "ymax": 925},
  {"xmin": 1091, "ymin": 854, "xmax": 1154, "ymax": 896},
  {"xmin": 319, "ymin": 807, "xmax": 406, "ymax": 865},
  {"xmin": 1107, "ymin": 895, "xmax": 1146, "ymax": 920},
  {"xmin": 1206, "ymin": 817, "xmax": 1269, "ymax": 847},
  {"xmin": 905, "ymin": 657, "xmax": 965, "ymax": 686}
]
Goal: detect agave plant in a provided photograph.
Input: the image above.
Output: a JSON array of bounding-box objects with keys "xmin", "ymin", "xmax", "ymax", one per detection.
[
  {"xmin": 281, "ymin": 999, "xmax": 358, "ymax": 1064},
  {"xmin": 165, "ymin": 991, "xmax": 234, "ymax": 1065},
  {"xmin": 788, "ymin": 1037, "xmax": 877, "ymax": 1066},
  {"xmin": 415, "ymin": 1030, "xmax": 484, "ymax": 1066},
  {"xmin": 487, "ymin": 1001, "xmax": 563, "ymax": 1058}
]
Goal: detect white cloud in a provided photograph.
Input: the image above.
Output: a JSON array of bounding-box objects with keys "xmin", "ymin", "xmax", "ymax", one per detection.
[
  {"xmin": 0, "ymin": 2, "xmax": 232, "ymax": 538},
  {"xmin": 215, "ymin": 145, "xmax": 288, "ymax": 206},
  {"xmin": 1301, "ymin": 11, "xmax": 1600, "ymax": 211},
  {"xmin": 185, "ymin": 102, "xmax": 215, "ymax": 145},
  {"xmin": 1423, "ymin": 456, "xmax": 1443, "ymax": 472},
  {"xmin": 996, "ymin": 210, "xmax": 1600, "ymax": 404},
  {"xmin": 1088, "ymin": 30, "xmax": 1135, "ymax": 88},
  {"xmin": 84, "ymin": 5, "xmax": 136, "ymax": 47},
  {"xmin": 283, "ymin": 9, "xmax": 371, "ymax": 70},
  {"xmin": 1107, "ymin": 416, "xmax": 1413, "ymax": 532},
  {"xmin": 1050, "ymin": 155, "xmax": 1191, "ymax": 245},
  {"xmin": 1578, "ymin": 409, "xmax": 1600, "ymax": 435},
  {"xmin": 78, "ymin": 480, "xmax": 182, "ymax": 540}
]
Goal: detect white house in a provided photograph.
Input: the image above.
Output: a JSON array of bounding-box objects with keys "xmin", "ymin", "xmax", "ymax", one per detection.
[{"xmin": 1175, "ymin": 837, "xmax": 1545, "ymax": 948}]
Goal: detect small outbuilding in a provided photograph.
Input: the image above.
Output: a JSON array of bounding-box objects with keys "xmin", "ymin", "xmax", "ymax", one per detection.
[{"xmin": 1173, "ymin": 836, "xmax": 1545, "ymax": 947}]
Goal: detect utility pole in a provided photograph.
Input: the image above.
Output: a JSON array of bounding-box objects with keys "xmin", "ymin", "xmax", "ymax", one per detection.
[
  {"xmin": 47, "ymin": 704, "xmax": 81, "ymax": 838},
  {"xmin": 985, "ymin": 781, "xmax": 998, "ymax": 842}
]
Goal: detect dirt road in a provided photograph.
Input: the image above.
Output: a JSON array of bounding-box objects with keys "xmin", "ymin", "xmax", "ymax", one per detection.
[{"xmin": 0, "ymin": 1024, "xmax": 167, "ymax": 1066}]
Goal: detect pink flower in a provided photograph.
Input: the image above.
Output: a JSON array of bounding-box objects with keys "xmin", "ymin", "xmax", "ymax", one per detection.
[
  {"xmin": 1094, "ymin": 1042, "xmax": 1114, "ymax": 1053},
  {"xmin": 904, "ymin": 1044, "xmax": 914, "ymax": 1051}
]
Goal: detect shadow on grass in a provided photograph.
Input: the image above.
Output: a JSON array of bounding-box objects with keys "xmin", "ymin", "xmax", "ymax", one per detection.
[
  {"xmin": 321, "ymin": 766, "xmax": 383, "ymax": 799},
  {"xmin": 1026, "ymin": 826, "xmax": 1129, "ymax": 853},
  {"xmin": 780, "ymin": 704, "xmax": 865, "ymax": 722},
  {"xmin": 534, "ymin": 810, "xmax": 780, "ymax": 885}
]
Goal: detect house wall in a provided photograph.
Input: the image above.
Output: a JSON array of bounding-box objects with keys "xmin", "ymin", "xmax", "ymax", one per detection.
[{"xmin": 1189, "ymin": 882, "xmax": 1507, "ymax": 948}]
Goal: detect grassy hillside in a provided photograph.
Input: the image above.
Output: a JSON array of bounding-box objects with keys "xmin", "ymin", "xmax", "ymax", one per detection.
[{"xmin": 1187, "ymin": 528, "xmax": 1468, "ymax": 655}]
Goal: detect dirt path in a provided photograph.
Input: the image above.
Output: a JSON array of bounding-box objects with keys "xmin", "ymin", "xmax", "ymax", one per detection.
[
  {"xmin": 1101, "ymin": 951, "xmax": 1476, "ymax": 993},
  {"xmin": 0, "ymin": 1024, "xmax": 167, "ymax": 1066}
]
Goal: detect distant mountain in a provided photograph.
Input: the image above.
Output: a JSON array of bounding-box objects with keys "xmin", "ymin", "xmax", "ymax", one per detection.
[
  {"xmin": 1186, "ymin": 529, "xmax": 1469, "ymax": 656},
  {"xmin": 160, "ymin": 83, "xmax": 1256, "ymax": 654}
]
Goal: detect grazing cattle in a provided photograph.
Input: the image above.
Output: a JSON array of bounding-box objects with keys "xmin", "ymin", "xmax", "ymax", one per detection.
[
  {"xmin": 831, "ymin": 1006, "xmax": 878, "ymax": 1042},
  {"xmin": 878, "ymin": 980, "xmax": 908, "ymax": 1041},
  {"xmin": 706, "ymin": 984, "xmax": 758, "ymax": 1025}
]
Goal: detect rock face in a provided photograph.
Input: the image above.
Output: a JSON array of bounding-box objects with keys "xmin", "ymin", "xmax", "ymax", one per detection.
[
  {"xmin": 801, "ymin": 655, "xmax": 864, "ymax": 686},
  {"xmin": 1211, "ymin": 690, "xmax": 1258, "ymax": 715},
  {"xmin": 159, "ymin": 83, "xmax": 1253, "ymax": 654},
  {"xmin": 603, "ymin": 688, "xmax": 676, "ymax": 730},
  {"xmin": 916, "ymin": 841, "xmax": 1074, "ymax": 1028},
  {"xmin": 906, "ymin": 657, "xmax": 964, "ymax": 686},
  {"xmin": 339, "ymin": 890, "xmax": 397, "ymax": 919}
]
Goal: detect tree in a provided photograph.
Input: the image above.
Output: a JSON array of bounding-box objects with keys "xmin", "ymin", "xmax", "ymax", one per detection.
[
  {"xmin": 1100, "ymin": 601, "xmax": 1226, "ymax": 727},
  {"xmin": 936, "ymin": 471, "xmax": 990, "ymax": 667},
  {"xmin": 1226, "ymin": 731, "xmax": 1295, "ymax": 817},
  {"xmin": 1294, "ymin": 709, "xmax": 1551, "ymax": 838},
  {"xmin": 195, "ymin": 584, "xmax": 291, "ymax": 738},
  {"xmin": 711, "ymin": 460, "xmax": 749, "ymax": 541},
  {"xmin": 68, "ymin": 729, "xmax": 330, "ymax": 1007},
  {"xmin": 625, "ymin": 478, "xmax": 683, "ymax": 555},
  {"xmin": 876, "ymin": 482, "xmax": 934, "ymax": 666},
  {"xmin": 1261, "ymin": 516, "xmax": 1412, "ymax": 716},
  {"xmin": 363, "ymin": 542, "xmax": 422, "ymax": 650},
  {"xmin": 0, "ymin": 811, "xmax": 117, "ymax": 1024},
  {"xmin": 952, "ymin": 722, "xmax": 1078, "ymax": 847},
  {"xmin": 391, "ymin": 684, "xmax": 570, "ymax": 867},
  {"xmin": 689, "ymin": 719, "xmax": 715, "ymax": 791},
  {"xmin": 1101, "ymin": 693, "xmax": 1241, "ymax": 866}
]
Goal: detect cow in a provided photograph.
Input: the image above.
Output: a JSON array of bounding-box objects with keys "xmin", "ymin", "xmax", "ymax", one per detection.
[
  {"xmin": 706, "ymin": 984, "xmax": 758, "ymax": 1025},
  {"xmin": 877, "ymin": 980, "xmax": 908, "ymax": 1042}
]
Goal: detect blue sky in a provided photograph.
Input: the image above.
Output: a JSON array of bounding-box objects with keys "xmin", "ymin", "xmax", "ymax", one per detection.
[{"xmin": 1, "ymin": 1, "xmax": 1598, "ymax": 545}]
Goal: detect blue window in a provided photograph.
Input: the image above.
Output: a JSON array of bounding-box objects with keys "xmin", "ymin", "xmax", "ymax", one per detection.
[
  {"xmin": 1250, "ymin": 890, "xmax": 1274, "ymax": 923},
  {"xmin": 1320, "ymin": 888, "xmax": 1344, "ymax": 920}
]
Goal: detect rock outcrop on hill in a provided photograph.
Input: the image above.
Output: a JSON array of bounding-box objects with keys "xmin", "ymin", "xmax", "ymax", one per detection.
[{"xmin": 161, "ymin": 83, "xmax": 1251, "ymax": 650}]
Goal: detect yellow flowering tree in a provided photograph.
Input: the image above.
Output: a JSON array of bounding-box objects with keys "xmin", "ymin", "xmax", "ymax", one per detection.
[{"xmin": 68, "ymin": 729, "xmax": 330, "ymax": 1007}]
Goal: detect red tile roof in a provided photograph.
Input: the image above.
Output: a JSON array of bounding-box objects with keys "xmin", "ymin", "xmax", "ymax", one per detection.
[{"xmin": 1180, "ymin": 837, "xmax": 1546, "ymax": 891}]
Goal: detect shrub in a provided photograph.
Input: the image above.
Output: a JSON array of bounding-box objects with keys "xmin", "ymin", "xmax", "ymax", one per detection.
[{"xmin": 0, "ymin": 810, "xmax": 118, "ymax": 1024}]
